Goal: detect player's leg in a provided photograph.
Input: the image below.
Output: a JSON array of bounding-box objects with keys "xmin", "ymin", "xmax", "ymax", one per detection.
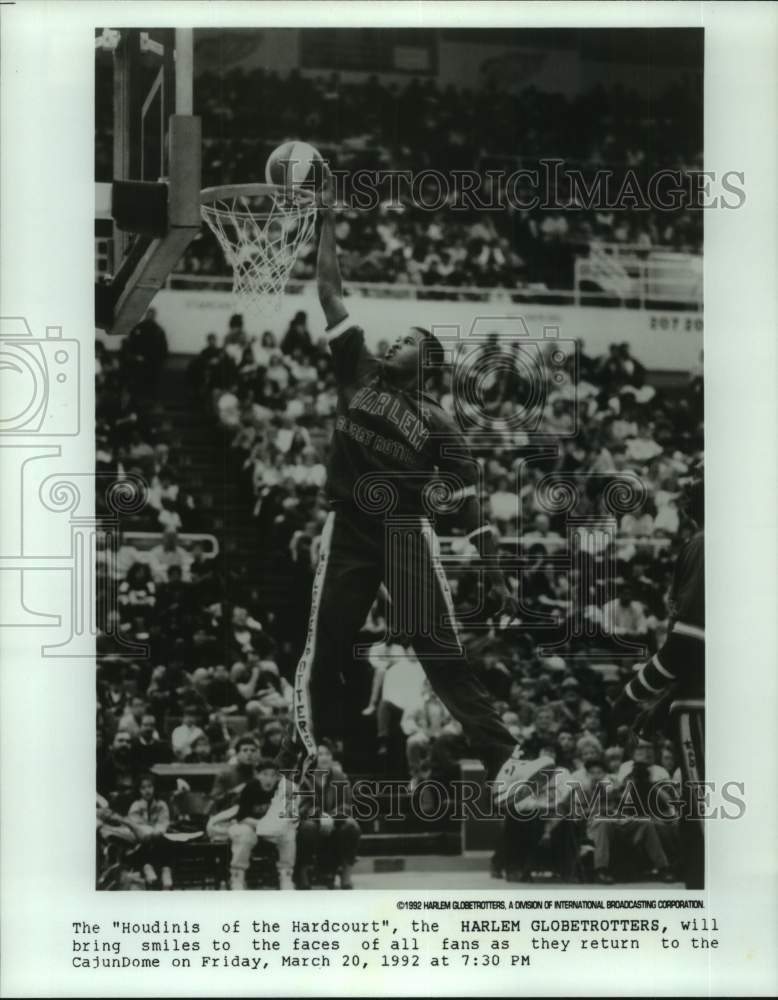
[
  {"xmin": 385, "ymin": 518, "xmax": 517, "ymax": 779},
  {"xmin": 287, "ymin": 510, "xmax": 384, "ymax": 764}
]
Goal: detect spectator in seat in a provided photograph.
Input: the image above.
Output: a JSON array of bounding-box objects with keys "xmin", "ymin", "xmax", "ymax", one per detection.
[
  {"xmin": 244, "ymin": 662, "xmax": 290, "ymax": 723},
  {"xmin": 116, "ymin": 695, "xmax": 149, "ymax": 738},
  {"xmin": 118, "ymin": 563, "xmax": 156, "ymax": 627},
  {"xmin": 522, "ymin": 512, "xmax": 563, "ymax": 554},
  {"xmin": 602, "ymin": 583, "xmax": 648, "ymax": 642},
  {"xmin": 556, "ymin": 730, "xmax": 578, "ymax": 771},
  {"xmin": 204, "ymin": 711, "xmax": 233, "ymax": 762},
  {"xmin": 522, "ymin": 705, "xmax": 560, "ymax": 757},
  {"xmin": 180, "ymin": 666, "xmax": 215, "ymax": 717},
  {"xmin": 501, "ymin": 753, "xmax": 577, "ymax": 883},
  {"xmin": 258, "ymin": 719, "xmax": 286, "ymax": 760},
  {"xmin": 552, "ymin": 676, "xmax": 594, "ymax": 730},
  {"xmin": 97, "ymin": 729, "xmax": 135, "ymax": 796},
  {"xmin": 365, "ymin": 641, "xmax": 426, "ymax": 772},
  {"xmin": 122, "ymin": 307, "xmax": 168, "ymax": 396},
  {"xmin": 216, "ymin": 384, "xmax": 242, "ymax": 431},
  {"xmin": 402, "ymin": 683, "xmax": 457, "ymax": 790},
  {"xmin": 223, "ymin": 313, "xmax": 248, "ymax": 363},
  {"xmin": 123, "ymin": 773, "xmax": 173, "ymax": 888},
  {"xmin": 489, "ymin": 476, "xmax": 520, "ymax": 534},
  {"xmin": 149, "ymin": 528, "xmax": 193, "ymax": 584},
  {"xmin": 207, "ymin": 736, "xmax": 259, "ymax": 824},
  {"xmin": 281, "ymin": 310, "xmax": 313, "ymax": 358},
  {"xmin": 184, "ymin": 734, "xmax": 214, "ymax": 764},
  {"xmin": 250, "ymin": 329, "xmax": 278, "ymax": 368},
  {"xmin": 132, "ymin": 712, "xmax": 172, "ymax": 772},
  {"xmin": 100, "ymin": 667, "xmax": 128, "ymax": 718},
  {"xmin": 171, "ymin": 703, "xmax": 205, "ymax": 761},
  {"xmin": 587, "ymin": 749, "xmax": 675, "ymax": 884},
  {"xmin": 227, "ymin": 605, "xmax": 265, "ymax": 659},
  {"xmin": 206, "ymin": 663, "xmax": 243, "ymax": 714},
  {"xmin": 227, "ymin": 760, "xmax": 298, "ymax": 890},
  {"xmin": 190, "ymin": 332, "xmax": 222, "ymax": 390},
  {"xmin": 296, "ymin": 741, "xmax": 361, "ymax": 889}
]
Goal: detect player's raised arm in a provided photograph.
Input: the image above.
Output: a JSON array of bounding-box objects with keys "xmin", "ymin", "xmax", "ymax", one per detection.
[{"xmin": 316, "ymin": 163, "xmax": 349, "ymax": 330}]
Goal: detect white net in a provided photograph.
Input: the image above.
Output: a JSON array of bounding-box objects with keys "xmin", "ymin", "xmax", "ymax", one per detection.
[{"xmin": 200, "ymin": 185, "xmax": 317, "ymax": 316}]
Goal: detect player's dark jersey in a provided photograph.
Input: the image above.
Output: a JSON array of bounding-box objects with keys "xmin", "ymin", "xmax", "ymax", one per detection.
[
  {"xmin": 325, "ymin": 319, "xmax": 478, "ymax": 516},
  {"xmin": 668, "ymin": 530, "xmax": 705, "ymax": 632}
]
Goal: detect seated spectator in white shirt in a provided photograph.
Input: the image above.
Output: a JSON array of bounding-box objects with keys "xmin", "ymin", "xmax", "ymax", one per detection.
[
  {"xmin": 602, "ymin": 584, "xmax": 648, "ymax": 637},
  {"xmin": 522, "ymin": 512, "xmax": 564, "ymax": 553},
  {"xmin": 149, "ymin": 528, "xmax": 193, "ymax": 584},
  {"xmin": 171, "ymin": 704, "xmax": 205, "ymax": 761}
]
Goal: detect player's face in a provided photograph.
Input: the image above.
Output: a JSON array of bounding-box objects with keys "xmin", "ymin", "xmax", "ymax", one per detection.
[{"xmin": 383, "ymin": 328, "xmax": 425, "ymax": 378}]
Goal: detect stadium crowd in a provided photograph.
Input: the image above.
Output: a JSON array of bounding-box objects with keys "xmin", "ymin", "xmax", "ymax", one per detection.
[
  {"xmin": 95, "ymin": 301, "xmax": 703, "ymax": 889},
  {"xmin": 171, "ymin": 70, "xmax": 703, "ymax": 289}
]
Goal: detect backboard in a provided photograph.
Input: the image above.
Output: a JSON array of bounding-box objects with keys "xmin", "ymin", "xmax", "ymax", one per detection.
[{"xmin": 95, "ymin": 28, "xmax": 201, "ymax": 337}]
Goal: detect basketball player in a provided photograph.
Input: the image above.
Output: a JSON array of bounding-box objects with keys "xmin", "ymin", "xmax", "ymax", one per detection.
[
  {"xmin": 613, "ymin": 464, "xmax": 705, "ymax": 887},
  {"xmin": 280, "ymin": 164, "xmax": 551, "ymax": 802}
]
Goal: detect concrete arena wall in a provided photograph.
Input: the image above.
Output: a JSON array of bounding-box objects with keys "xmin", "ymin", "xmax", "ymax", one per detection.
[{"xmin": 135, "ymin": 286, "xmax": 703, "ymax": 372}]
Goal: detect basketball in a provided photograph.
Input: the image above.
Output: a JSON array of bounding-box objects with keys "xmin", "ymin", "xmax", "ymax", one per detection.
[{"xmin": 265, "ymin": 140, "xmax": 324, "ymax": 192}]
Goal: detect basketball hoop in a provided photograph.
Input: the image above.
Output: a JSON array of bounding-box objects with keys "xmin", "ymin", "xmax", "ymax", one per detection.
[{"xmin": 200, "ymin": 183, "xmax": 318, "ymax": 316}]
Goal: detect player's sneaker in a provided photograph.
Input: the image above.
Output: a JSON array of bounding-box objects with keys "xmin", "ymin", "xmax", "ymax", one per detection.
[{"xmin": 492, "ymin": 747, "xmax": 556, "ymax": 806}]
